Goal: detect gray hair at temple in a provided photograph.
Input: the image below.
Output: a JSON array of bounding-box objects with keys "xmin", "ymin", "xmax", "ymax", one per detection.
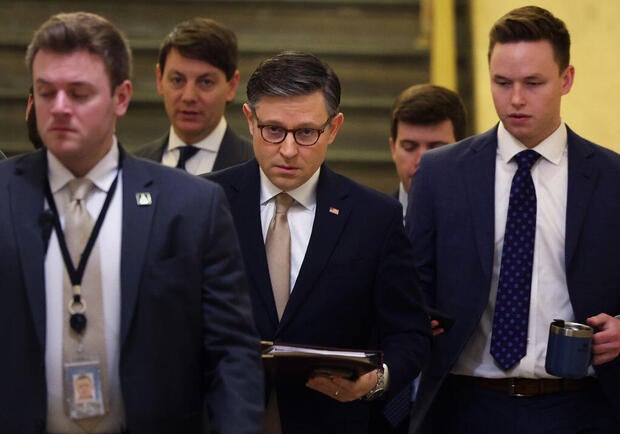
[
  {"xmin": 25, "ymin": 12, "xmax": 132, "ymax": 92},
  {"xmin": 246, "ymin": 51, "xmax": 341, "ymax": 117}
]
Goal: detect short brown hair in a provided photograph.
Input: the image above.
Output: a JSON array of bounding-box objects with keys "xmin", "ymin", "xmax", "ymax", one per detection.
[
  {"xmin": 488, "ymin": 6, "xmax": 570, "ymax": 71},
  {"xmin": 25, "ymin": 12, "xmax": 132, "ymax": 92},
  {"xmin": 246, "ymin": 51, "xmax": 341, "ymax": 118},
  {"xmin": 158, "ymin": 18, "xmax": 238, "ymax": 80},
  {"xmin": 390, "ymin": 84, "xmax": 467, "ymax": 141}
]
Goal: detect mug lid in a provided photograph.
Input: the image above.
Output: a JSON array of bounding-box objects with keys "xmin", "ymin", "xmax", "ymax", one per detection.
[{"xmin": 550, "ymin": 319, "xmax": 593, "ymax": 337}]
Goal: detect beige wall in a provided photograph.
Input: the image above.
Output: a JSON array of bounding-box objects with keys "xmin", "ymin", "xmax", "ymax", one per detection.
[{"xmin": 471, "ymin": 1, "xmax": 620, "ymax": 152}]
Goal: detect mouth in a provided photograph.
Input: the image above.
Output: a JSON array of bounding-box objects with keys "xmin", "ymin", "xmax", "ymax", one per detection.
[
  {"xmin": 178, "ymin": 110, "xmax": 201, "ymax": 117},
  {"xmin": 274, "ymin": 164, "xmax": 299, "ymax": 174},
  {"xmin": 508, "ymin": 113, "xmax": 531, "ymax": 121},
  {"xmin": 48, "ymin": 125, "xmax": 75, "ymax": 133}
]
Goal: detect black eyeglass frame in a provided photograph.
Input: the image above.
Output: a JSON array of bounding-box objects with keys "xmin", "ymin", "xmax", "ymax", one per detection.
[{"xmin": 253, "ymin": 113, "xmax": 333, "ymax": 146}]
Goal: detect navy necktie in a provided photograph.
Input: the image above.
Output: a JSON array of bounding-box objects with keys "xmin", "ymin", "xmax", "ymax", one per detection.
[
  {"xmin": 490, "ymin": 149, "xmax": 541, "ymax": 371},
  {"xmin": 176, "ymin": 145, "xmax": 199, "ymax": 170}
]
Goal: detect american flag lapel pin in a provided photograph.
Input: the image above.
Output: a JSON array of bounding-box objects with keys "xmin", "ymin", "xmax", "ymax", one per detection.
[
  {"xmin": 329, "ymin": 207, "xmax": 339, "ymax": 215},
  {"xmin": 135, "ymin": 192, "xmax": 152, "ymax": 206}
]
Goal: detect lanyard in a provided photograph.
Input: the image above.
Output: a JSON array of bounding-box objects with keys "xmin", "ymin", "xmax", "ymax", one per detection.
[{"xmin": 43, "ymin": 150, "xmax": 123, "ymax": 333}]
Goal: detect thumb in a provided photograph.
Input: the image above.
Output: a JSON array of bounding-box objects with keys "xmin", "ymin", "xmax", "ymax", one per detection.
[{"xmin": 587, "ymin": 313, "xmax": 610, "ymax": 330}]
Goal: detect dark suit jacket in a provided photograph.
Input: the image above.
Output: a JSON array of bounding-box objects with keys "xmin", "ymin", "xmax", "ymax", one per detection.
[
  {"xmin": 134, "ymin": 125, "xmax": 253, "ymax": 172},
  {"xmin": 207, "ymin": 160, "xmax": 431, "ymax": 434},
  {"xmin": 0, "ymin": 149, "xmax": 264, "ymax": 434},
  {"xmin": 0, "ymin": 150, "xmax": 6, "ymax": 160},
  {"xmin": 406, "ymin": 126, "xmax": 620, "ymax": 432}
]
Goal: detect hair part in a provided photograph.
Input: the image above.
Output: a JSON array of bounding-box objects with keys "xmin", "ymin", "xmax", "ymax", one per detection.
[
  {"xmin": 246, "ymin": 51, "xmax": 341, "ymax": 117},
  {"xmin": 488, "ymin": 5, "xmax": 571, "ymax": 71},
  {"xmin": 25, "ymin": 12, "xmax": 132, "ymax": 92},
  {"xmin": 158, "ymin": 17, "xmax": 238, "ymax": 80},
  {"xmin": 390, "ymin": 84, "xmax": 467, "ymax": 141}
]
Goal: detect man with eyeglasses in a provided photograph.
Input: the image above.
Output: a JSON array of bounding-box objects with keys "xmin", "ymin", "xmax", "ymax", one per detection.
[{"xmin": 206, "ymin": 51, "xmax": 431, "ymax": 434}]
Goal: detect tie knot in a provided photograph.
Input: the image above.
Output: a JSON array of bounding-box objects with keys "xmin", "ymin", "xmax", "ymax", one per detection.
[
  {"xmin": 514, "ymin": 150, "xmax": 541, "ymax": 172},
  {"xmin": 274, "ymin": 193, "xmax": 294, "ymax": 214},
  {"xmin": 176, "ymin": 145, "xmax": 200, "ymax": 169},
  {"xmin": 68, "ymin": 177, "xmax": 93, "ymax": 202}
]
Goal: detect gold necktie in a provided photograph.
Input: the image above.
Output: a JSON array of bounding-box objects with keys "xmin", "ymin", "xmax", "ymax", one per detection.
[
  {"xmin": 61, "ymin": 177, "xmax": 108, "ymax": 431},
  {"xmin": 265, "ymin": 193, "xmax": 295, "ymax": 320}
]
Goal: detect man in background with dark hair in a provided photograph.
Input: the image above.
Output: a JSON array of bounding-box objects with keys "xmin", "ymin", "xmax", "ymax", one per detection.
[
  {"xmin": 135, "ymin": 17, "xmax": 252, "ymax": 174},
  {"xmin": 389, "ymin": 84, "xmax": 466, "ymax": 219},
  {"xmin": 379, "ymin": 84, "xmax": 467, "ymax": 434},
  {"xmin": 208, "ymin": 51, "xmax": 430, "ymax": 434},
  {"xmin": 407, "ymin": 6, "xmax": 620, "ymax": 433}
]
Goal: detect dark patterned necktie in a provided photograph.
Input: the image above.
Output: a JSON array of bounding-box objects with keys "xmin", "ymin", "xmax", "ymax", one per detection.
[
  {"xmin": 490, "ymin": 150, "xmax": 541, "ymax": 371},
  {"xmin": 176, "ymin": 145, "xmax": 199, "ymax": 170}
]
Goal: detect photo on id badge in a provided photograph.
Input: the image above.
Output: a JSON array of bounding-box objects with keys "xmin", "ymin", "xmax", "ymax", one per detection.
[{"xmin": 65, "ymin": 361, "xmax": 105, "ymax": 419}]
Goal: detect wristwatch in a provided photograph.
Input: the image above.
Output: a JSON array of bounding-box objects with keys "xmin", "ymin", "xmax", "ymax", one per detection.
[{"xmin": 365, "ymin": 363, "xmax": 389, "ymax": 400}]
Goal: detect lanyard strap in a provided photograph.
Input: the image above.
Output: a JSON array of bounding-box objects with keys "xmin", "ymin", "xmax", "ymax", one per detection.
[{"xmin": 43, "ymin": 150, "xmax": 123, "ymax": 288}]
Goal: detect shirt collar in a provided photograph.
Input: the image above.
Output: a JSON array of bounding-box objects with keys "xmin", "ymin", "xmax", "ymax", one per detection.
[
  {"xmin": 497, "ymin": 121, "xmax": 567, "ymax": 166},
  {"xmin": 168, "ymin": 117, "xmax": 227, "ymax": 153},
  {"xmin": 48, "ymin": 137, "xmax": 120, "ymax": 194},
  {"xmin": 259, "ymin": 167, "xmax": 320, "ymax": 211}
]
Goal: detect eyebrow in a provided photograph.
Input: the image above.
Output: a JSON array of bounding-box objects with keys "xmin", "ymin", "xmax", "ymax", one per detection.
[{"xmin": 35, "ymin": 78, "xmax": 92, "ymax": 87}]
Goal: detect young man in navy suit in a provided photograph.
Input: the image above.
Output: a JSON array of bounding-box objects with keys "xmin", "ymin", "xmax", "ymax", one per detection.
[
  {"xmin": 0, "ymin": 12, "xmax": 263, "ymax": 434},
  {"xmin": 207, "ymin": 51, "xmax": 431, "ymax": 433},
  {"xmin": 407, "ymin": 6, "xmax": 620, "ymax": 433},
  {"xmin": 134, "ymin": 18, "xmax": 252, "ymax": 174}
]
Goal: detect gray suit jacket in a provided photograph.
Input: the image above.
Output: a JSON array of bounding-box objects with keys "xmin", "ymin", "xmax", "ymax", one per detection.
[
  {"xmin": 133, "ymin": 125, "xmax": 253, "ymax": 173},
  {"xmin": 406, "ymin": 126, "xmax": 620, "ymax": 432}
]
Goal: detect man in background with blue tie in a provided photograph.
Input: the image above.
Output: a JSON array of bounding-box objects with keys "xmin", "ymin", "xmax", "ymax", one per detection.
[
  {"xmin": 407, "ymin": 6, "xmax": 620, "ymax": 433},
  {"xmin": 134, "ymin": 17, "xmax": 252, "ymax": 174}
]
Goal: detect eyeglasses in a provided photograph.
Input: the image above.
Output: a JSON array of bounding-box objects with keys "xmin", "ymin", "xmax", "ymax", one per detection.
[{"xmin": 254, "ymin": 113, "xmax": 332, "ymax": 146}]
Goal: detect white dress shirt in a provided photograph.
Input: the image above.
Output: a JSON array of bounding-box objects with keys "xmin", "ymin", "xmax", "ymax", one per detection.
[
  {"xmin": 45, "ymin": 141, "xmax": 125, "ymax": 432},
  {"xmin": 452, "ymin": 122, "xmax": 585, "ymax": 379},
  {"xmin": 398, "ymin": 182, "xmax": 408, "ymax": 220},
  {"xmin": 161, "ymin": 116, "xmax": 227, "ymax": 175},
  {"xmin": 259, "ymin": 168, "xmax": 319, "ymax": 292}
]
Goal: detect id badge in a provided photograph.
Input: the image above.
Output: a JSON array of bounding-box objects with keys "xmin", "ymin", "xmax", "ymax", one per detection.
[{"xmin": 63, "ymin": 357, "xmax": 106, "ymax": 420}]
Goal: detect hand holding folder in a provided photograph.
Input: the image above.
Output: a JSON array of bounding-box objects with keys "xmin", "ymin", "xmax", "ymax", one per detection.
[{"xmin": 261, "ymin": 341, "xmax": 382, "ymax": 383}]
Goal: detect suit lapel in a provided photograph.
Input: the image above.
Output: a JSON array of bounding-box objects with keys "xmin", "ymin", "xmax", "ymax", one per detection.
[
  {"xmin": 565, "ymin": 129, "xmax": 597, "ymax": 269},
  {"xmin": 278, "ymin": 166, "xmax": 351, "ymax": 328},
  {"xmin": 229, "ymin": 161, "xmax": 280, "ymax": 328},
  {"xmin": 119, "ymin": 152, "xmax": 157, "ymax": 344},
  {"xmin": 461, "ymin": 129, "xmax": 497, "ymax": 287},
  {"xmin": 10, "ymin": 151, "xmax": 48, "ymax": 347},
  {"xmin": 213, "ymin": 126, "xmax": 237, "ymax": 171}
]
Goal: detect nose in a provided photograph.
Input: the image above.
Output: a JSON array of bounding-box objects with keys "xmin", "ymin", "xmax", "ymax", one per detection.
[
  {"xmin": 510, "ymin": 84, "xmax": 525, "ymax": 107},
  {"xmin": 51, "ymin": 91, "xmax": 70, "ymax": 114},
  {"xmin": 181, "ymin": 82, "xmax": 196, "ymax": 102},
  {"xmin": 279, "ymin": 133, "xmax": 298, "ymax": 159}
]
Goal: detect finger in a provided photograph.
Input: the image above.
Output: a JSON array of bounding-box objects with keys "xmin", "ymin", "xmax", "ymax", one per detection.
[{"xmin": 432, "ymin": 327, "xmax": 445, "ymax": 336}]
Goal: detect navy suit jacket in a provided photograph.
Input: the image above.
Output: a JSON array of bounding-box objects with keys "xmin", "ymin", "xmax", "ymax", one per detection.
[
  {"xmin": 207, "ymin": 160, "xmax": 431, "ymax": 434},
  {"xmin": 406, "ymin": 126, "xmax": 620, "ymax": 432},
  {"xmin": 134, "ymin": 124, "xmax": 253, "ymax": 172},
  {"xmin": 0, "ymin": 149, "xmax": 264, "ymax": 434}
]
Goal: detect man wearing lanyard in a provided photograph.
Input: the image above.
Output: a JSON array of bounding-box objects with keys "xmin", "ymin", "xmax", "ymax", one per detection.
[{"xmin": 0, "ymin": 12, "xmax": 263, "ymax": 434}]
